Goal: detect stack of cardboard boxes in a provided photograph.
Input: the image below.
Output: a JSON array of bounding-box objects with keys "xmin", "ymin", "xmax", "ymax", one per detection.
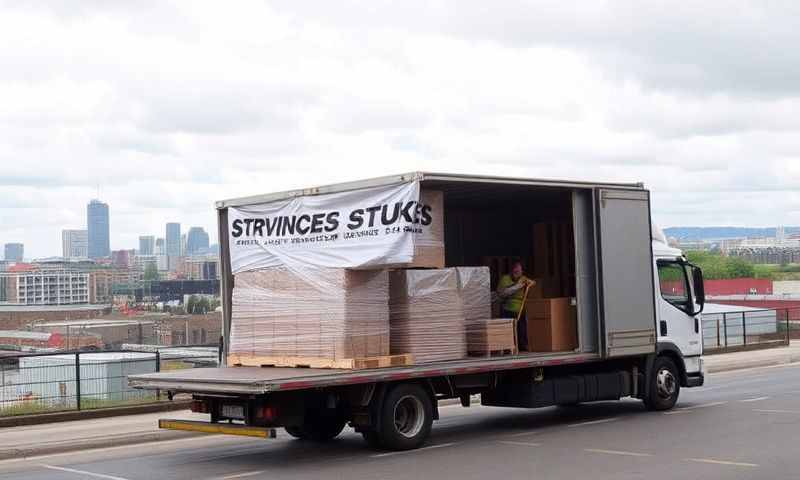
[
  {"xmin": 228, "ymin": 189, "xmax": 449, "ymax": 367},
  {"xmin": 388, "ymin": 268, "xmax": 466, "ymax": 363},
  {"xmin": 229, "ymin": 267, "xmax": 391, "ymax": 360},
  {"xmin": 525, "ymin": 221, "xmax": 578, "ymax": 353}
]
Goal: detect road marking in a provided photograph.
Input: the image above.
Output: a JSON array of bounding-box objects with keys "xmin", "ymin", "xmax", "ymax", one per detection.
[
  {"xmin": 497, "ymin": 441, "xmax": 542, "ymax": 447},
  {"xmin": 567, "ymin": 417, "xmax": 619, "ymax": 428},
  {"xmin": 663, "ymin": 401, "xmax": 727, "ymax": 415},
  {"xmin": 753, "ymin": 409, "xmax": 800, "ymax": 414},
  {"xmin": 40, "ymin": 464, "xmax": 131, "ymax": 480},
  {"xmin": 585, "ymin": 448, "xmax": 653, "ymax": 457},
  {"xmin": 686, "ymin": 458, "xmax": 758, "ymax": 468},
  {"xmin": 220, "ymin": 471, "xmax": 265, "ymax": 479},
  {"xmin": 370, "ymin": 442, "xmax": 457, "ymax": 458},
  {"xmin": 740, "ymin": 396, "xmax": 769, "ymax": 403},
  {"xmin": 508, "ymin": 430, "xmax": 543, "ymax": 438}
]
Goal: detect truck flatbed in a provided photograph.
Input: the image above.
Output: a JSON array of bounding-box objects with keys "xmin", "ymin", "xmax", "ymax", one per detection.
[{"xmin": 129, "ymin": 351, "xmax": 600, "ymax": 395}]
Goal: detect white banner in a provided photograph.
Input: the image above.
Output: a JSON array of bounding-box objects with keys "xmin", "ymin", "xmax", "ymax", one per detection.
[{"xmin": 228, "ymin": 181, "xmax": 437, "ymax": 273}]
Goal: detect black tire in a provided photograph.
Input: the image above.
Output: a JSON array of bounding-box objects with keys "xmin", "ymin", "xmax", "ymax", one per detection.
[
  {"xmin": 361, "ymin": 430, "xmax": 383, "ymax": 449},
  {"xmin": 377, "ymin": 384, "xmax": 433, "ymax": 451},
  {"xmin": 284, "ymin": 425, "xmax": 307, "ymax": 439},
  {"xmin": 285, "ymin": 416, "xmax": 347, "ymax": 441},
  {"xmin": 644, "ymin": 356, "xmax": 681, "ymax": 411}
]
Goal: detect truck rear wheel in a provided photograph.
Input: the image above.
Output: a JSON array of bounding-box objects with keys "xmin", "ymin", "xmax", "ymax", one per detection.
[
  {"xmin": 377, "ymin": 384, "xmax": 433, "ymax": 451},
  {"xmin": 644, "ymin": 356, "xmax": 680, "ymax": 411}
]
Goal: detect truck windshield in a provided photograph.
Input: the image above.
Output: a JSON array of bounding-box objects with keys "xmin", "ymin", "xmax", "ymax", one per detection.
[{"xmin": 657, "ymin": 262, "xmax": 689, "ymax": 309}]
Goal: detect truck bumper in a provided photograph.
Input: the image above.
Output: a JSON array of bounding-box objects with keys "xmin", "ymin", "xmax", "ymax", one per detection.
[
  {"xmin": 685, "ymin": 372, "xmax": 704, "ymax": 388},
  {"xmin": 159, "ymin": 419, "xmax": 277, "ymax": 439}
]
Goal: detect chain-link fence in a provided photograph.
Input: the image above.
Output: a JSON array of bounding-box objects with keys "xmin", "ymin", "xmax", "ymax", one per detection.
[
  {"xmin": 0, "ymin": 346, "xmax": 220, "ymax": 417},
  {"xmin": 703, "ymin": 307, "xmax": 800, "ymax": 354}
]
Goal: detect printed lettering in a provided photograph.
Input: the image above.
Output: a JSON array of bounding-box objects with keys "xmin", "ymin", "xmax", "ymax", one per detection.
[{"xmin": 232, "ymin": 219, "xmax": 243, "ymax": 238}]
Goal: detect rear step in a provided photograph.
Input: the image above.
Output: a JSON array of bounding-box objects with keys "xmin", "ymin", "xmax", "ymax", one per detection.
[{"xmin": 159, "ymin": 419, "xmax": 277, "ymax": 439}]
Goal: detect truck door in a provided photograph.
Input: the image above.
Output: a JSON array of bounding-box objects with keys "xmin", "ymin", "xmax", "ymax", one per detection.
[{"xmin": 596, "ymin": 189, "xmax": 657, "ymax": 357}]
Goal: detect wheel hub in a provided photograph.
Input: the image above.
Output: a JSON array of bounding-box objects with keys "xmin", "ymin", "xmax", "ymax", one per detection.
[
  {"xmin": 656, "ymin": 368, "xmax": 676, "ymax": 398},
  {"xmin": 393, "ymin": 395, "xmax": 425, "ymax": 438}
]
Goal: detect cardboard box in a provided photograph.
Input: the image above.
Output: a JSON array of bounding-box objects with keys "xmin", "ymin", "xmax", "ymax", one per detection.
[
  {"xmin": 409, "ymin": 189, "xmax": 445, "ymax": 269},
  {"xmin": 230, "ymin": 267, "xmax": 390, "ymax": 360},
  {"xmin": 525, "ymin": 297, "xmax": 578, "ymax": 352},
  {"xmin": 467, "ymin": 318, "xmax": 515, "ymax": 355},
  {"xmin": 389, "ymin": 268, "xmax": 466, "ymax": 363}
]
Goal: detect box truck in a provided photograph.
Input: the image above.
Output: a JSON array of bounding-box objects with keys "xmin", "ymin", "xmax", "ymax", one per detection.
[{"xmin": 129, "ymin": 172, "xmax": 705, "ymax": 451}]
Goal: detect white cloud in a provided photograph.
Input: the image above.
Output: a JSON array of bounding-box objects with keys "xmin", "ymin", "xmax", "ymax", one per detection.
[{"xmin": 1, "ymin": 0, "xmax": 800, "ymax": 258}]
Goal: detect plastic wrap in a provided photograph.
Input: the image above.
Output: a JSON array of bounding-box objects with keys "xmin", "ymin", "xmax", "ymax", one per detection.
[
  {"xmin": 456, "ymin": 267, "xmax": 514, "ymax": 355},
  {"xmin": 229, "ymin": 266, "xmax": 390, "ymax": 360},
  {"xmin": 389, "ymin": 268, "xmax": 466, "ymax": 363}
]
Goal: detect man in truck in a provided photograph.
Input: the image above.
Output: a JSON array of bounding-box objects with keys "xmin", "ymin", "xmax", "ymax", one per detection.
[{"xmin": 497, "ymin": 261, "xmax": 536, "ymax": 351}]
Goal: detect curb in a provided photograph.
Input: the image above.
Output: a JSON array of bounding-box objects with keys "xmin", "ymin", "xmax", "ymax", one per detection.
[
  {"xmin": 0, "ymin": 400, "xmax": 192, "ymax": 429},
  {"xmin": 0, "ymin": 429, "xmax": 199, "ymax": 461},
  {"xmin": 706, "ymin": 354, "xmax": 800, "ymax": 374}
]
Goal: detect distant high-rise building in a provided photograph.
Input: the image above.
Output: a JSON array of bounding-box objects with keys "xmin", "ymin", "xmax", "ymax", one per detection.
[
  {"xmin": 139, "ymin": 235, "xmax": 155, "ymax": 255},
  {"xmin": 166, "ymin": 223, "xmax": 181, "ymax": 272},
  {"xmin": 181, "ymin": 233, "xmax": 187, "ymax": 256},
  {"xmin": 62, "ymin": 230, "xmax": 88, "ymax": 258},
  {"xmin": 3, "ymin": 243, "xmax": 23, "ymax": 262},
  {"xmin": 87, "ymin": 200, "xmax": 110, "ymax": 259},
  {"xmin": 155, "ymin": 237, "xmax": 165, "ymax": 255},
  {"xmin": 186, "ymin": 227, "xmax": 210, "ymax": 255}
]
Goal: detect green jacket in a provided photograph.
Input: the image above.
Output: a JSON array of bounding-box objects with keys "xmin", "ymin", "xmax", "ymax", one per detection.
[{"xmin": 498, "ymin": 274, "xmax": 530, "ymax": 313}]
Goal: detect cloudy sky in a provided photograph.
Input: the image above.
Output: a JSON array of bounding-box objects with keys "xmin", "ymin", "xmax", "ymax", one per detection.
[{"xmin": 2, "ymin": 1, "xmax": 800, "ymax": 259}]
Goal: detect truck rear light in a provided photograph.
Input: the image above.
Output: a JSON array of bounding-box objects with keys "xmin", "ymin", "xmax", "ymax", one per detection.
[
  {"xmin": 255, "ymin": 405, "xmax": 277, "ymax": 421},
  {"xmin": 191, "ymin": 400, "xmax": 209, "ymax": 414}
]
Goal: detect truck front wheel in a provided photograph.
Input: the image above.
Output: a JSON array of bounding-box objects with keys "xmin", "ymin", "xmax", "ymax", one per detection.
[
  {"xmin": 644, "ymin": 356, "xmax": 680, "ymax": 411},
  {"xmin": 377, "ymin": 384, "xmax": 433, "ymax": 451}
]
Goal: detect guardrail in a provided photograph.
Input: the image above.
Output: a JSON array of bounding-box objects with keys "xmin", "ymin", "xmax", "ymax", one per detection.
[
  {"xmin": 702, "ymin": 306, "xmax": 800, "ymax": 354},
  {"xmin": 0, "ymin": 345, "xmax": 220, "ymax": 417}
]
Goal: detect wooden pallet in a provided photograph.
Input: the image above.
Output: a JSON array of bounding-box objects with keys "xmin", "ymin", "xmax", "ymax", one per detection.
[
  {"xmin": 468, "ymin": 348, "xmax": 514, "ymax": 358},
  {"xmin": 227, "ymin": 353, "xmax": 414, "ymax": 370}
]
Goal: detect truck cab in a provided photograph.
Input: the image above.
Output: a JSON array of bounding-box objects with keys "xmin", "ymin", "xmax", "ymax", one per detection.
[{"xmin": 652, "ymin": 226, "xmax": 706, "ymax": 405}]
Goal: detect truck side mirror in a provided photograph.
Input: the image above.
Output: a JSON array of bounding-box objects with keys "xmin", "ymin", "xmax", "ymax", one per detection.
[{"xmin": 691, "ymin": 266, "xmax": 705, "ymax": 314}]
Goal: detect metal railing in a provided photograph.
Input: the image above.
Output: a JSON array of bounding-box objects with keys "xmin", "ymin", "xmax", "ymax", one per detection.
[
  {"xmin": 702, "ymin": 306, "xmax": 800, "ymax": 354},
  {"xmin": 0, "ymin": 344, "xmax": 220, "ymax": 417}
]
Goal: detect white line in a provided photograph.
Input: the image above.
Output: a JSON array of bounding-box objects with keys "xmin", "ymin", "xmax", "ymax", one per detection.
[
  {"xmin": 686, "ymin": 458, "xmax": 758, "ymax": 468},
  {"xmin": 497, "ymin": 441, "xmax": 542, "ymax": 447},
  {"xmin": 663, "ymin": 401, "xmax": 728, "ymax": 415},
  {"xmin": 753, "ymin": 409, "xmax": 800, "ymax": 414},
  {"xmin": 740, "ymin": 396, "xmax": 769, "ymax": 403},
  {"xmin": 567, "ymin": 417, "xmax": 619, "ymax": 428},
  {"xmin": 40, "ymin": 464, "xmax": 131, "ymax": 480},
  {"xmin": 221, "ymin": 471, "xmax": 265, "ymax": 479},
  {"xmin": 508, "ymin": 430, "xmax": 543, "ymax": 438},
  {"xmin": 585, "ymin": 448, "xmax": 653, "ymax": 457},
  {"xmin": 370, "ymin": 442, "xmax": 457, "ymax": 458}
]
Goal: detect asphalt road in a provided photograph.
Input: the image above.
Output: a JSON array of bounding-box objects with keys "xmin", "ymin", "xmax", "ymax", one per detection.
[{"xmin": 3, "ymin": 363, "xmax": 800, "ymax": 480}]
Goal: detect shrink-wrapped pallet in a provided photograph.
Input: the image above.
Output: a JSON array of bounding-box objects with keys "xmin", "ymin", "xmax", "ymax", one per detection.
[
  {"xmin": 455, "ymin": 267, "xmax": 513, "ymax": 355},
  {"xmin": 456, "ymin": 267, "xmax": 492, "ymax": 324},
  {"xmin": 229, "ymin": 266, "xmax": 390, "ymax": 360},
  {"xmin": 389, "ymin": 268, "xmax": 466, "ymax": 363}
]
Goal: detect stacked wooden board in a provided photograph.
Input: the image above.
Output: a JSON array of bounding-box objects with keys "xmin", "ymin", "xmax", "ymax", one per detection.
[
  {"xmin": 229, "ymin": 267, "xmax": 394, "ymax": 366},
  {"xmin": 389, "ymin": 268, "xmax": 466, "ymax": 363},
  {"xmin": 466, "ymin": 318, "xmax": 515, "ymax": 356},
  {"xmin": 454, "ymin": 267, "xmax": 514, "ymax": 356}
]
